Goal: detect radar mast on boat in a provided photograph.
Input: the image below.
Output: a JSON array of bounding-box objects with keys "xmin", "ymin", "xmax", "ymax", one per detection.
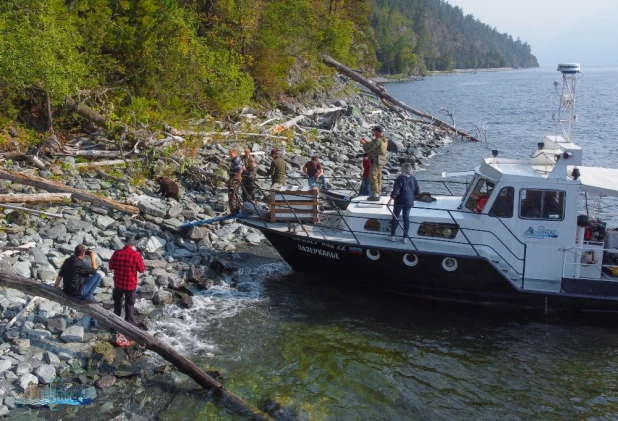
[{"xmin": 554, "ymin": 63, "xmax": 582, "ymax": 143}]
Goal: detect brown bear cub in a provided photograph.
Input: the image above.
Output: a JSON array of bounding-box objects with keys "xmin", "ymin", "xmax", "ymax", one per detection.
[{"xmin": 155, "ymin": 176, "xmax": 180, "ymax": 201}]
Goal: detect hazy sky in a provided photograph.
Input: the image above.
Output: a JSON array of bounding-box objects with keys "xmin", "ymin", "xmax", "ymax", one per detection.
[{"xmin": 447, "ymin": 0, "xmax": 618, "ymax": 67}]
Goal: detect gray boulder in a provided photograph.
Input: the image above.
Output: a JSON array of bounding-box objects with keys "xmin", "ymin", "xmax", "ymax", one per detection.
[
  {"xmin": 60, "ymin": 325, "xmax": 84, "ymax": 343},
  {"xmin": 153, "ymin": 290, "xmax": 173, "ymax": 305},
  {"xmin": 18, "ymin": 373, "xmax": 38, "ymax": 391},
  {"xmin": 12, "ymin": 261, "xmax": 31, "ymax": 278},
  {"xmin": 35, "ymin": 364, "xmax": 56, "ymax": 384}
]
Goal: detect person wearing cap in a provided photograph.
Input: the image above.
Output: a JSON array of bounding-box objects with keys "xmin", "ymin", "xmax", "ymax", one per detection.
[
  {"xmin": 109, "ymin": 238, "xmax": 145, "ymax": 324},
  {"xmin": 302, "ymin": 156, "xmax": 328, "ymax": 189},
  {"xmin": 269, "ymin": 148, "xmax": 287, "ymax": 189},
  {"xmin": 360, "ymin": 126, "xmax": 389, "ymax": 201}
]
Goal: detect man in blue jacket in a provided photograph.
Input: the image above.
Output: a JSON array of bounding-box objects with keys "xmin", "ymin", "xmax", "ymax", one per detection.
[{"xmin": 386, "ymin": 162, "xmax": 420, "ymax": 244}]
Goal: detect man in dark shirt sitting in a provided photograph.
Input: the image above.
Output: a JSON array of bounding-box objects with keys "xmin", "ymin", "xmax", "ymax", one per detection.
[{"xmin": 54, "ymin": 244, "xmax": 103, "ymax": 303}]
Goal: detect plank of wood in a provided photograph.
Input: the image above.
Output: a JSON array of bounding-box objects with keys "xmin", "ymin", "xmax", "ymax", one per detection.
[{"xmin": 0, "ymin": 203, "xmax": 65, "ymax": 218}]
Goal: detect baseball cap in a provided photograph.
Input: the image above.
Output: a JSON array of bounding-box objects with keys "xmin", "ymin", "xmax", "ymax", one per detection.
[{"xmin": 373, "ymin": 126, "xmax": 384, "ymax": 133}]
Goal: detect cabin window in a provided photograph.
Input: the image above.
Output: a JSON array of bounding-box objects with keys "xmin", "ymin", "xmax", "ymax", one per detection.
[
  {"xmin": 489, "ymin": 187, "xmax": 514, "ymax": 218},
  {"xmin": 465, "ymin": 178, "xmax": 495, "ymax": 213},
  {"xmin": 364, "ymin": 218, "xmax": 381, "ymax": 231},
  {"xmin": 418, "ymin": 223, "xmax": 459, "ymax": 239},
  {"xmin": 519, "ymin": 189, "xmax": 565, "ymax": 220}
]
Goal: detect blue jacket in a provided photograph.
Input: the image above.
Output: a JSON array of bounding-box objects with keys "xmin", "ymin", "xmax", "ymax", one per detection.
[{"xmin": 390, "ymin": 173, "xmax": 420, "ymax": 206}]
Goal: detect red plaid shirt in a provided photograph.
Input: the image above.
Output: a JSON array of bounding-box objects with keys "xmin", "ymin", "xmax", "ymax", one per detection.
[{"xmin": 109, "ymin": 246, "xmax": 145, "ymax": 290}]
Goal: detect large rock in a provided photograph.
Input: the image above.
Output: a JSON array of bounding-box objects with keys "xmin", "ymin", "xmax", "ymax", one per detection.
[
  {"xmin": 167, "ymin": 205, "xmax": 183, "ymax": 218},
  {"xmin": 168, "ymin": 277, "xmax": 185, "ymax": 289},
  {"xmin": 35, "ymin": 364, "xmax": 56, "ymax": 384},
  {"xmin": 94, "ymin": 247, "xmax": 114, "ymax": 261},
  {"xmin": 179, "ymin": 296, "xmax": 193, "ymax": 308},
  {"xmin": 186, "ymin": 226, "xmax": 208, "ymax": 241},
  {"xmin": 46, "ymin": 317, "xmax": 67, "ymax": 333},
  {"xmin": 60, "ymin": 325, "xmax": 84, "ymax": 343},
  {"xmin": 12, "ymin": 261, "xmax": 31, "ymax": 278},
  {"xmin": 41, "ymin": 224, "xmax": 67, "ymax": 239},
  {"xmin": 30, "ymin": 247, "xmax": 50, "ymax": 266},
  {"xmin": 96, "ymin": 215, "xmax": 116, "ymax": 230},
  {"xmin": 138, "ymin": 202, "xmax": 166, "ymax": 218},
  {"xmin": 188, "ymin": 265, "xmax": 205, "ymax": 282},
  {"xmin": 0, "ymin": 359, "xmax": 12, "ymax": 372},
  {"xmin": 65, "ymin": 218, "xmax": 93, "ymax": 233},
  {"xmin": 138, "ymin": 236, "xmax": 166, "ymax": 253},
  {"xmin": 18, "ymin": 373, "xmax": 38, "ymax": 391},
  {"xmin": 153, "ymin": 290, "xmax": 174, "ymax": 305}
]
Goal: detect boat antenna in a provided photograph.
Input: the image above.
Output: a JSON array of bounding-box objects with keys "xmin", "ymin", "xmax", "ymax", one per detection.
[{"xmin": 554, "ymin": 63, "xmax": 583, "ymax": 142}]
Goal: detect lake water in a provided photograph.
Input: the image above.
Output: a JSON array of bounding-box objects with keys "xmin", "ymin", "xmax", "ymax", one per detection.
[{"xmin": 156, "ymin": 67, "xmax": 618, "ymax": 420}]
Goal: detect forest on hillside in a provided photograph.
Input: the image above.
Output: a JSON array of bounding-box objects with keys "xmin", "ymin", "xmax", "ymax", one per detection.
[
  {"xmin": 0, "ymin": 0, "xmax": 538, "ymax": 140},
  {"xmin": 371, "ymin": 0, "xmax": 539, "ymax": 73}
]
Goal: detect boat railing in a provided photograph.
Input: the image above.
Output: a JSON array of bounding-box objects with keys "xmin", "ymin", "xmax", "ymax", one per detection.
[
  {"xmin": 250, "ymin": 176, "xmax": 470, "ymax": 197},
  {"xmin": 561, "ymin": 245, "xmax": 618, "ymax": 281},
  {"xmin": 237, "ymin": 182, "xmax": 526, "ymax": 284}
]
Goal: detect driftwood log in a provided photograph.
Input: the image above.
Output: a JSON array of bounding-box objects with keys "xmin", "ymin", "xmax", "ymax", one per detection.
[
  {"xmin": 0, "ymin": 203, "xmax": 65, "ymax": 219},
  {"xmin": 53, "ymin": 150, "xmax": 135, "ymax": 158},
  {"xmin": 0, "ymin": 169, "xmax": 139, "ymax": 215},
  {"xmin": 321, "ymin": 55, "xmax": 479, "ymax": 141},
  {"xmin": 74, "ymin": 160, "xmax": 133, "ymax": 168},
  {"xmin": 0, "ymin": 272, "xmax": 270, "ymax": 420},
  {"xmin": 65, "ymin": 98, "xmax": 109, "ymax": 130},
  {"xmin": 0, "ymin": 193, "xmax": 72, "ymax": 204},
  {"xmin": 0, "ymin": 153, "xmax": 47, "ymax": 170}
]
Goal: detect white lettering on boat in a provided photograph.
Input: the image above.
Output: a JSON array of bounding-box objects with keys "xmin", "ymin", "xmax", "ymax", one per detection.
[{"xmin": 297, "ymin": 245, "xmax": 340, "ymax": 259}]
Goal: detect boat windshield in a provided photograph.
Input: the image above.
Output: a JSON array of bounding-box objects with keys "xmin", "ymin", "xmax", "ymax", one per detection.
[{"xmin": 464, "ymin": 177, "xmax": 495, "ymax": 213}]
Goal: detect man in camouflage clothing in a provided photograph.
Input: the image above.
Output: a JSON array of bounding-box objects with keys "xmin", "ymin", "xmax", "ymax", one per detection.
[{"xmin": 360, "ymin": 126, "xmax": 388, "ymax": 201}]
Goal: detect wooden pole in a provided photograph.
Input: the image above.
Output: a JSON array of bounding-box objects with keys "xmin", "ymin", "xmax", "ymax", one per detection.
[
  {"xmin": 321, "ymin": 55, "xmax": 479, "ymax": 141},
  {"xmin": 0, "ymin": 204, "xmax": 65, "ymax": 218},
  {"xmin": 0, "ymin": 272, "xmax": 271, "ymax": 421},
  {"xmin": 0, "ymin": 169, "xmax": 139, "ymax": 215}
]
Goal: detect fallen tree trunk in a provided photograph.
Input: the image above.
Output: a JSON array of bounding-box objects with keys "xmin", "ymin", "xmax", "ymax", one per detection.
[
  {"xmin": 0, "ymin": 272, "xmax": 270, "ymax": 420},
  {"xmin": 271, "ymin": 116, "xmax": 305, "ymax": 134},
  {"xmin": 0, "ymin": 153, "xmax": 47, "ymax": 170},
  {"xmin": 0, "ymin": 169, "xmax": 139, "ymax": 215},
  {"xmin": 74, "ymin": 160, "xmax": 133, "ymax": 168},
  {"xmin": 54, "ymin": 150, "xmax": 135, "ymax": 158},
  {"xmin": 321, "ymin": 55, "xmax": 478, "ymax": 141},
  {"xmin": 0, "ymin": 193, "xmax": 72, "ymax": 204},
  {"xmin": 65, "ymin": 98, "xmax": 109, "ymax": 130}
]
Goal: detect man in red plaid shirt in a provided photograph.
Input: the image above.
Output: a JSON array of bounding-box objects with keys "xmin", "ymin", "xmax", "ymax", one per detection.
[{"xmin": 109, "ymin": 238, "xmax": 145, "ymax": 324}]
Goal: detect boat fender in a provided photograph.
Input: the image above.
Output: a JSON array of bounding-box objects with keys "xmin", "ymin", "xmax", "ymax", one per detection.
[
  {"xmin": 403, "ymin": 254, "xmax": 419, "ymax": 267},
  {"xmin": 366, "ymin": 249, "xmax": 380, "ymax": 260},
  {"xmin": 442, "ymin": 257, "xmax": 458, "ymax": 272}
]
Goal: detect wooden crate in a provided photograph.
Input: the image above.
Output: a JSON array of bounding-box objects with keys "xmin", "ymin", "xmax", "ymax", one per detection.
[{"xmin": 269, "ymin": 185, "xmax": 319, "ymax": 223}]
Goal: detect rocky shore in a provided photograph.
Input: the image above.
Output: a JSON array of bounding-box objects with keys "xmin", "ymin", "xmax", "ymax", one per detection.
[{"xmin": 0, "ymin": 77, "xmax": 450, "ymax": 419}]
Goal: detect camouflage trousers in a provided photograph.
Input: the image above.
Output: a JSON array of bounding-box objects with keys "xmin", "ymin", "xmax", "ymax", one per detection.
[
  {"xmin": 227, "ymin": 174, "xmax": 242, "ymax": 215},
  {"xmin": 369, "ymin": 164, "xmax": 383, "ymax": 197}
]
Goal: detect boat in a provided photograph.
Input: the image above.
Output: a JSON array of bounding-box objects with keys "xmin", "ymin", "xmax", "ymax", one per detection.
[{"xmin": 234, "ymin": 64, "xmax": 618, "ymax": 313}]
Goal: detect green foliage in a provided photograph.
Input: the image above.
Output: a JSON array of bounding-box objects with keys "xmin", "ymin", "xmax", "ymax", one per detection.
[{"xmin": 0, "ymin": 0, "xmax": 87, "ymax": 105}]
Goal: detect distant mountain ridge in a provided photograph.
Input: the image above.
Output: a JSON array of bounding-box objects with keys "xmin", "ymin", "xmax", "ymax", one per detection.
[{"xmin": 370, "ymin": 0, "xmax": 539, "ymax": 73}]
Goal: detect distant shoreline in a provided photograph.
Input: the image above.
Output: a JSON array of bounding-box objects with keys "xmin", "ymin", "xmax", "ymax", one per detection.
[{"xmin": 375, "ymin": 67, "xmax": 520, "ymax": 83}]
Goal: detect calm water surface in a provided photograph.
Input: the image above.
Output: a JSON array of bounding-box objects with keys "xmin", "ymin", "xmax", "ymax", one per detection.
[{"xmin": 157, "ymin": 67, "xmax": 618, "ymax": 420}]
